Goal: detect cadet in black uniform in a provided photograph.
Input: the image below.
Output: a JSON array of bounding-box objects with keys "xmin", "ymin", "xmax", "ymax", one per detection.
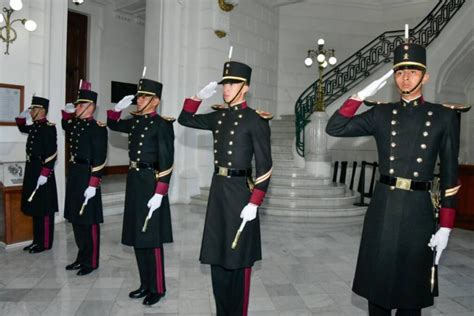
[
  {"xmin": 15, "ymin": 96, "xmax": 58, "ymax": 253},
  {"xmin": 326, "ymin": 42, "xmax": 461, "ymax": 315},
  {"xmin": 62, "ymin": 88, "xmax": 108, "ymax": 276},
  {"xmin": 178, "ymin": 60, "xmax": 273, "ymax": 316},
  {"xmin": 107, "ymin": 78, "xmax": 174, "ymax": 306}
]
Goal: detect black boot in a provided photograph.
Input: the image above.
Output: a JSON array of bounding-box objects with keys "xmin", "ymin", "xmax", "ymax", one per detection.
[
  {"xmin": 129, "ymin": 288, "xmax": 149, "ymax": 299},
  {"xmin": 29, "ymin": 245, "xmax": 45, "ymax": 253},
  {"xmin": 23, "ymin": 243, "xmax": 36, "ymax": 251},
  {"xmin": 143, "ymin": 292, "xmax": 163, "ymax": 306},
  {"xmin": 77, "ymin": 266, "xmax": 94, "ymax": 276},
  {"xmin": 65, "ymin": 262, "xmax": 82, "ymax": 270}
]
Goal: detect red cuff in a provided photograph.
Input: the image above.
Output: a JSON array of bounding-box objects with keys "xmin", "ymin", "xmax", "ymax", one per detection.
[
  {"xmin": 15, "ymin": 117, "xmax": 26, "ymax": 125},
  {"xmin": 155, "ymin": 182, "xmax": 169, "ymax": 195},
  {"xmin": 249, "ymin": 188, "xmax": 266, "ymax": 206},
  {"xmin": 61, "ymin": 110, "xmax": 75, "ymax": 120},
  {"xmin": 40, "ymin": 167, "xmax": 51, "ymax": 176},
  {"xmin": 89, "ymin": 176, "xmax": 101, "ymax": 187},
  {"xmin": 183, "ymin": 98, "xmax": 202, "ymax": 113},
  {"xmin": 439, "ymin": 207, "xmax": 456, "ymax": 228},
  {"xmin": 107, "ymin": 109, "xmax": 121, "ymax": 121},
  {"xmin": 338, "ymin": 98, "xmax": 363, "ymax": 118}
]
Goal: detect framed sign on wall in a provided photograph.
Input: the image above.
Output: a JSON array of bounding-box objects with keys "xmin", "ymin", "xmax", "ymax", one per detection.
[{"xmin": 0, "ymin": 84, "xmax": 24, "ymax": 126}]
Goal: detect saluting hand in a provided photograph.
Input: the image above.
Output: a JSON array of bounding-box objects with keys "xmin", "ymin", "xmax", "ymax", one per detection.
[
  {"xmin": 240, "ymin": 203, "xmax": 258, "ymax": 223},
  {"xmin": 19, "ymin": 108, "xmax": 31, "ymax": 119},
  {"xmin": 196, "ymin": 81, "xmax": 218, "ymax": 100},
  {"xmin": 64, "ymin": 103, "xmax": 76, "ymax": 113},
  {"xmin": 428, "ymin": 227, "xmax": 451, "ymax": 265},
  {"xmin": 356, "ymin": 69, "xmax": 394, "ymax": 101},
  {"xmin": 114, "ymin": 95, "xmax": 134, "ymax": 112}
]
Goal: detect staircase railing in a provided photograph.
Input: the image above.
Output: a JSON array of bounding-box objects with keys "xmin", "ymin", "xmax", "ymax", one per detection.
[{"xmin": 294, "ymin": 0, "xmax": 466, "ymax": 157}]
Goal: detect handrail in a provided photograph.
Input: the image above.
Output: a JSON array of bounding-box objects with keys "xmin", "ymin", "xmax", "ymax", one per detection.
[{"xmin": 294, "ymin": 0, "xmax": 466, "ymax": 157}]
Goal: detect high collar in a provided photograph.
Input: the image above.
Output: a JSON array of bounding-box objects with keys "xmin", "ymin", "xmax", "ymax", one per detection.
[
  {"xmin": 132, "ymin": 111, "xmax": 158, "ymax": 118},
  {"xmin": 34, "ymin": 118, "xmax": 47, "ymax": 124},
  {"xmin": 76, "ymin": 116, "xmax": 94, "ymax": 122},
  {"xmin": 228, "ymin": 101, "xmax": 247, "ymax": 111},
  {"xmin": 401, "ymin": 95, "xmax": 424, "ymax": 107}
]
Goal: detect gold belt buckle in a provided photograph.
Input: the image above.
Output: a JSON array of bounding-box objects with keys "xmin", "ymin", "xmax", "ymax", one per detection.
[
  {"xmin": 395, "ymin": 177, "xmax": 412, "ymax": 191},
  {"xmin": 130, "ymin": 161, "xmax": 138, "ymax": 169},
  {"xmin": 218, "ymin": 166, "xmax": 229, "ymax": 177}
]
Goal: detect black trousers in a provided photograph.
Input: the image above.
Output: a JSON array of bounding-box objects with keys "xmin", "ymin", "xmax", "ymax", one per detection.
[
  {"xmin": 211, "ymin": 265, "xmax": 252, "ymax": 316},
  {"xmin": 369, "ymin": 302, "xmax": 422, "ymax": 316},
  {"xmin": 72, "ymin": 223, "xmax": 100, "ymax": 269},
  {"xmin": 134, "ymin": 247, "xmax": 166, "ymax": 294},
  {"xmin": 32, "ymin": 215, "xmax": 54, "ymax": 249}
]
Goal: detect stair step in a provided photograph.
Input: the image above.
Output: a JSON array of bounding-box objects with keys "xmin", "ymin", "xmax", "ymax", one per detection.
[
  {"xmin": 272, "ymin": 159, "xmax": 296, "ymax": 168},
  {"xmin": 260, "ymin": 205, "xmax": 367, "ymax": 218},
  {"xmin": 271, "ymin": 145, "xmax": 292, "ymax": 153},
  {"xmin": 271, "ymin": 125, "xmax": 295, "ymax": 133},
  {"xmin": 265, "ymin": 193, "xmax": 359, "ymax": 208},
  {"xmin": 268, "ymin": 184, "xmax": 346, "ymax": 197},
  {"xmin": 270, "ymin": 176, "xmax": 332, "ymax": 186},
  {"xmin": 271, "ymin": 120, "xmax": 295, "ymax": 127},
  {"xmin": 272, "ymin": 152, "xmax": 293, "ymax": 160},
  {"xmin": 271, "ymin": 138, "xmax": 293, "ymax": 146}
]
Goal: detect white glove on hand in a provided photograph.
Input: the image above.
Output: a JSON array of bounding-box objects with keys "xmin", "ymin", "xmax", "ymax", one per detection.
[
  {"xmin": 146, "ymin": 193, "xmax": 163, "ymax": 218},
  {"xmin": 19, "ymin": 108, "xmax": 30, "ymax": 119},
  {"xmin": 196, "ymin": 81, "xmax": 218, "ymax": 100},
  {"xmin": 65, "ymin": 103, "xmax": 75, "ymax": 113},
  {"xmin": 37, "ymin": 175, "xmax": 48, "ymax": 187},
  {"xmin": 428, "ymin": 227, "xmax": 451, "ymax": 265},
  {"xmin": 83, "ymin": 186, "xmax": 97, "ymax": 204},
  {"xmin": 356, "ymin": 69, "xmax": 394, "ymax": 101},
  {"xmin": 240, "ymin": 203, "xmax": 258, "ymax": 223},
  {"xmin": 114, "ymin": 95, "xmax": 134, "ymax": 112}
]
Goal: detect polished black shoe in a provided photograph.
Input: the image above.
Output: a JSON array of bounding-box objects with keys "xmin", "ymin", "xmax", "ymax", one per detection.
[
  {"xmin": 129, "ymin": 288, "xmax": 149, "ymax": 299},
  {"xmin": 143, "ymin": 292, "xmax": 163, "ymax": 306},
  {"xmin": 29, "ymin": 245, "xmax": 45, "ymax": 253},
  {"xmin": 23, "ymin": 243, "xmax": 37, "ymax": 251},
  {"xmin": 77, "ymin": 267, "xmax": 94, "ymax": 276},
  {"xmin": 65, "ymin": 262, "xmax": 82, "ymax": 270}
]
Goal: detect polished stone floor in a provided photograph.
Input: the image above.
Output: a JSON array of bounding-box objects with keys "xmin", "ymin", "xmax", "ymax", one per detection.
[{"xmin": 1, "ymin": 203, "xmax": 473, "ymax": 315}]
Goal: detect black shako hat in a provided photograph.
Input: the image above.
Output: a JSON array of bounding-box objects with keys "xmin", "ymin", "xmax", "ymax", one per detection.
[
  {"xmin": 136, "ymin": 78, "xmax": 163, "ymax": 99},
  {"xmin": 74, "ymin": 89, "xmax": 98, "ymax": 105},
  {"xmin": 218, "ymin": 61, "xmax": 252, "ymax": 85},
  {"xmin": 393, "ymin": 42, "xmax": 426, "ymax": 71},
  {"xmin": 30, "ymin": 96, "xmax": 50, "ymax": 112}
]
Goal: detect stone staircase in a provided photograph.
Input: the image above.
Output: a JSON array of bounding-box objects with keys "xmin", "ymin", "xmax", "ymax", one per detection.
[{"xmin": 190, "ymin": 115, "xmax": 367, "ymax": 223}]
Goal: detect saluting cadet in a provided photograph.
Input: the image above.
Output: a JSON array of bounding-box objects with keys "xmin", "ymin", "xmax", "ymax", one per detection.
[
  {"xmin": 15, "ymin": 96, "xmax": 58, "ymax": 253},
  {"xmin": 62, "ymin": 87, "xmax": 108, "ymax": 276},
  {"xmin": 178, "ymin": 59, "xmax": 273, "ymax": 315},
  {"xmin": 326, "ymin": 40, "xmax": 462, "ymax": 315},
  {"xmin": 107, "ymin": 78, "xmax": 174, "ymax": 306}
]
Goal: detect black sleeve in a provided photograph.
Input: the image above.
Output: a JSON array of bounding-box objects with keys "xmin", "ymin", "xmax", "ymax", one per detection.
[
  {"xmin": 252, "ymin": 116, "xmax": 272, "ymax": 193},
  {"xmin": 326, "ymin": 108, "xmax": 376, "ymax": 137},
  {"xmin": 439, "ymin": 110, "xmax": 460, "ymax": 208},
  {"xmin": 42, "ymin": 125, "xmax": 58, "ymax": 170},
  {"xmin": 107, "ymin": 115, "xmax": 133, "ymax": 134},
  {"xmin": 15, "ymin": 118, "xmax": 31, "ymax": 134},
  {"xmin": 90, "ymin": 126, "xmax": 108, "ymax": 179},
  {"xmin": 178, "ymin": 110, "xmax": 216, "ymax": 131},
  {"xmin": 155, "ymin": 120, "xmax": 175, "ymax": 194}
]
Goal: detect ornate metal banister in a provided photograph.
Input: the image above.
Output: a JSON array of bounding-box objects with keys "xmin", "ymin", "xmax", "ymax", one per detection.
[{"xmin": 295, "ymin": 0, "xmax": 466, "ymax": 157}]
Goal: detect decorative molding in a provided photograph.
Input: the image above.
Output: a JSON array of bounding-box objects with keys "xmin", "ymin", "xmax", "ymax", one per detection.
[{"xmin": 214, "ymin": 30, "xmax": 227, "ymax": 38}]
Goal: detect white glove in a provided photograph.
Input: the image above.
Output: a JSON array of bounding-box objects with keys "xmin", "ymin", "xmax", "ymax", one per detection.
[
  {"xmin": 83, "ymin": 186, "xmax": 97, "ymax": 204},
  {"xmin": 356, "ymin": 69, "xmax": 394, "ymax": 101},
  {"xmin": 196, "ymin": 81, "xmax": 218, "ymax": 100},
  {"xmin": 65, "ymin": 103, "xmax": 75, "ymax": 113},
  {"xmin": 240, "ymin": 203, "xmax": 258, "ymax": 222},
  {"xmin": 36, "ymin": 175, "xmax": 48, "ymax": 187},
  {"xmin": 146, "ymin": 193, "xmax": 163, "ymax": 217},
  {"xmin": 428, "ymin": 227, "xmax": 451, "ymax": 265},
  {"xmin": 19, "ymin": 108, "xmax": 31, "ymax": 119},
  {"xmin": 114, "ymin": 95, "xmax": 134, "ymax": 112}
]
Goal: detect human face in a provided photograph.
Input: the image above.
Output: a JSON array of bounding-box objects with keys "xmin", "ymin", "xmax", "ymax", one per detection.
[
  {"xmin": 394, "ymin": 68, "xmax": 429, "ymax": 99},
  {"xmin": 30, "ymin": 107, "xmax": 45, "ymax": 120},
  {"xmin": 75, "ymin": 102, "xmax": 95, "ymax": 118},
  {"xmin": 222, "ymin": 82, "xmax": 248, "ymax": 105},
  {"xmin": 136, "ymin": 94, "xmax": 159, "ymax": 113}
]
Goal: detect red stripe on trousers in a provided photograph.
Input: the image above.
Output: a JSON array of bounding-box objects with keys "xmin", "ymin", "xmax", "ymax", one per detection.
[
  {"xmin": 242, "ymin": 267, "xmax": 252, "ymax": 316},
  {"xmin": 43, "ymin": 215, "xmax": 50, "ymax": 249},
  {"xmin": 154, "ymin": 248, "xmax": 164, "ymax": 294},
  {"xmin": 92, "ymin": 224, "xmax": 98, "ymax": 268}
]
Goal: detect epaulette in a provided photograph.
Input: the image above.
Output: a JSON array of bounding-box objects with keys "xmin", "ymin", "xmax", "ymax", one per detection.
[
  {"xmin": 211, "ymin": 104, "xmax": 227, "ymax": 110},
  {"xmin": 96, "ymin": 120, "xmax": 107, "ymax": 127},
  {"xmin": 160, "ymin": 115, "xmax": 176, "ymax": 123},
  {"xmin": 364, "ymin": 100, "xmax": 389, "ymax": 107},
  {"xmin": 47, "ymin": 122, "xmax": 56, "ymax": 126},
  {"xmin": 255, "ymin": 110, "xmax": 273, "ymax": 120},
  {"xmin": 442, "ymin": 103, "xmax": 471, "ymax": 113}
]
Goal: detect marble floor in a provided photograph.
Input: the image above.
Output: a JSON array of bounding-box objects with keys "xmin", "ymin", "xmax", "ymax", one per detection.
[{"xmin": 1, "ymin": 195, "xmax": 473, "ymax": 315}]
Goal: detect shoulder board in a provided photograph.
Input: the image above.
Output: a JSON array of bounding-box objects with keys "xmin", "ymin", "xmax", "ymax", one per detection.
[
  {"xmin": 211, "ymin": 104, "xmax": 227, "ymax": 110},
  {"xmin": 255, "ymin": 110, "xmax": 273, "ymax": 120},
  {"xmin": 442, "ymin": 103, "xmax": 471, "ymax": 113},
  {"xmin": 160, "ymin": 115, "xmax": 176, "ymax": 122},
  {"xmin": 96, "ymin": 120, "xmax": 107, "ymax": 127},
  {"xmin": 47, "ymin": 122, "xmax": 56, "ymax": 126},
  {"xmin": 364, "ymin": 100, "xmax": 389, "ymax": 107}
]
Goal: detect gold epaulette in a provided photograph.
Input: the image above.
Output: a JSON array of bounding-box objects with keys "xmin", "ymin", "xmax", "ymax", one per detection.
[
  {"xmin": 364, "ymin": 100, "xmax": 389, "ymax": 107},
  {"xmin": 255, "ymin": 110, "xmax": 273, "ymax": 120},
  {"xmin": 211, "ymin": 104, "xmax": 227, "ymax": 110},
  {"xmin": 442, "ymin": 103, "xmax": 471, "ymax": 113},
  {"xmin": 47, "ymin": 121, "xmax": 56, "ymax": 126},
  {"xmin": 161, "ymin": 115, "xmax": 176, "ymax": 122},
  {"xmin": 97, "ymin": 120, "xmax": 107, "ymax": 127}
]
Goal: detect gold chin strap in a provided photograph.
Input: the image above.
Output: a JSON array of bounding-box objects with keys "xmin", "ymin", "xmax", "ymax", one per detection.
[{"xmin": 223, "ymin": 81, "xmax": 246, "ymax": 106}]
